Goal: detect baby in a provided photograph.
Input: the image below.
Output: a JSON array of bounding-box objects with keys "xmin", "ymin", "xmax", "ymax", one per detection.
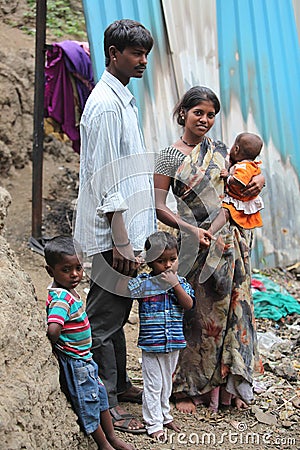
[{"xmin": 209, "ymin": 132, "xmax": 264, "ymax": 233}]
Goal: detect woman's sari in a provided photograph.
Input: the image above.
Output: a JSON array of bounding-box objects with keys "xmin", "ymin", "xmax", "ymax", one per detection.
[{"xmin": 171, "ymin": 137, "xmax": 262, "ymax": 409}]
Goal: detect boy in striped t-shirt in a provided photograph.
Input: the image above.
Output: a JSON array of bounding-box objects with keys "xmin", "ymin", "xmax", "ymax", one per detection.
[{"xmin": 45, "ymin": 236, "xmax": 134, "ymax": 450}]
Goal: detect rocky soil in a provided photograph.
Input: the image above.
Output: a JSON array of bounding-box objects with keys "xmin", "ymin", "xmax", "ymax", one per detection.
[
  {"xmin": 2, "ymin": 152, "xmax": 300, "ymax": 449},
  {"xmin": 0, "ymin": 1, "xmax": 299, "ymax": 449}
]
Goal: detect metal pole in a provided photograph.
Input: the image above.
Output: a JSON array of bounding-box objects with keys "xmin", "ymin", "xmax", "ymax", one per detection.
[{"xmin": 32, "ymin": 0, "xmax": 47, "ymax": 239}]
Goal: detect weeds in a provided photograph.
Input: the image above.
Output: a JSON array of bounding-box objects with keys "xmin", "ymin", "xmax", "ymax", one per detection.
[{"xmin": 21, "ymin": 0, "xmax": 86, "ymax": 39}]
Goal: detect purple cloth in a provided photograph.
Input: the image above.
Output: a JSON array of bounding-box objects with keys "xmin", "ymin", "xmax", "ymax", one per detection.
[
  {"xmin": 44, "ymin": 41, "xmax": 94, "ymax": 153},
  {"xmin": 58, "ymin": 40, "xmax": 94, "ymax": 112}
]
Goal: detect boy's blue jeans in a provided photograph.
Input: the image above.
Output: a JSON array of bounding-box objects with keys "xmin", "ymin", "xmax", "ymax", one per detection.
[{"xmin": 57, "ymin": 352, "xmax": 109, "ymax": 434}]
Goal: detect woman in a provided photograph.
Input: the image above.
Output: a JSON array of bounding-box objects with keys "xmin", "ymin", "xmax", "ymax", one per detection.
[{"xmin": 154, "ymin": 86, "xmax": 264, "ymax": 413}]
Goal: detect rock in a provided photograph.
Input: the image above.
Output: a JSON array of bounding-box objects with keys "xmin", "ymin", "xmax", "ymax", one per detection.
[
  {"xmin": 292, "ymin": 397, "xmax": 300, "ymax": 409},
  {"xmin": 251, "ymin": 405, "xmax": 278, "ymax": 425},
  {"xmin": 0, "ymin": 187, "xmax": 11, "ymax": 235},
  {"xmin": 0, "ymin": 199, "xmax": 93, "ymax": 448},
  {"xmin": 281, "ymin": 420, "xmax": 293, "ymax": 428},
  {"xmin": 266, "ymin": 358, "xmax": 298, "ymax": 382}
]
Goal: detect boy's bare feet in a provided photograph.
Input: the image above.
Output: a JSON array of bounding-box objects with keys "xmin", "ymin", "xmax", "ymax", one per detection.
[
  {"xmin": 149, "ymin": 430, "xmax": 167, "ymax": 443},
  {"xmin": 165, "ymin": 420, "xmax": 181, "ymax": 432},
  {"xmin": 108, "ymin": 435, "xmax": 136, "ymax": 450},
  {"xmin": 100, "ymin": 410, "xmax": 137, "ymax": 449},
  {"xmin": 98, "ymin": 442, "xmax": 114, "ymax": 450}
]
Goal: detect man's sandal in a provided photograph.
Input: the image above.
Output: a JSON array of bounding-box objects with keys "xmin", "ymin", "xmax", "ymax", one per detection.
[{"xmin": 109, "ymin": 407, "xmax": 146, "ymax": 434}]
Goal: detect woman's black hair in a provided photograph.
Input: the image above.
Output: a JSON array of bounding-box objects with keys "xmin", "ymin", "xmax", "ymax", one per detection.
[
  {"xmin": 104, "ymin": 19, "xmax": 153, "ymax": 67},
  {"xmin": 44, "ymin": 235, "xmax": 82, "ymax": 267},
  {"xmin": 173, "ymin": 86, "xmax": 221, "ymax": 126}
]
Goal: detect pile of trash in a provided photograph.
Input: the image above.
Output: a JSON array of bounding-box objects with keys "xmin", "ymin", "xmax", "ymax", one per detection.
[
  {"xmin": 252, "ymin": 272, "xmax": 300, "ymax": 321},
  {"xmin": 250, "ymin": 267, "xmax": 300, "ymax": 431}
]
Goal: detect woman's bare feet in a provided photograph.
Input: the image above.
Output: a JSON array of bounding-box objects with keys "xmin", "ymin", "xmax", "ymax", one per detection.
[
  {"xmin": 165, "ymin": 420, "xmax": 181, "ymax": 432},
  {"xmin": 234, "ymin": 397, "xmax": 249, "ymax": 410},
  {"xmin": 175, "ymin": 396, "xmax": 196, "ymax": 414}
]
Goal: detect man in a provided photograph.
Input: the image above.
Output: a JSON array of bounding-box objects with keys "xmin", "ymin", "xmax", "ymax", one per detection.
[{"xmin": 74, "ymin": 19, "xmax": 156, "ymax": 433}]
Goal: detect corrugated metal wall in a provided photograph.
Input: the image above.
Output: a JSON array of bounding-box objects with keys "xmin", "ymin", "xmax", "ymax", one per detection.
[
  {"xmin": 82, "ymin": 0, "xmax": 178, "ymax": 150},
  {"xmin": 82, "ymin": 0, "xmax": 300, "ymax": 268},
  {"xmin": 216, "ymin": 0, "xmax": 300, "ymax": 267}
]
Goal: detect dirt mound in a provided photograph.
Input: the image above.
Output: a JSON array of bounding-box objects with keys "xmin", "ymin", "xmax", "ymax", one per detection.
[
  {"xmin": 0, "ymin": 4, "xmax": 93, "ymax": 448},
  {"xmin": 0, "ymin": 30, "xmax": 34, "ymax": 175},
  {"xmin": 0, "ymin": 188, "xmax": 94, "ymax": 449}
]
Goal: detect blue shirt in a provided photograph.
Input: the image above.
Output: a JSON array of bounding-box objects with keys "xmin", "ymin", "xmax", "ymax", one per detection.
[{"xmin": 128, "ymin": 272, "xmax": 195, "ymax": 353}]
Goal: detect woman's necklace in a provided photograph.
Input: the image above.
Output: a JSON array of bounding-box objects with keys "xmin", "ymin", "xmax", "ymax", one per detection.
[{"xmin": 180, "ymin": 136, "xmax": 200, "ymax": 147}]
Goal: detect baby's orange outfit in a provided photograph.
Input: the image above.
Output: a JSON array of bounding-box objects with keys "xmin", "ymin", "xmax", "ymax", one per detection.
[{"xmin": 222, "ymin": 160, "xmax": 263, "ymax": 229}]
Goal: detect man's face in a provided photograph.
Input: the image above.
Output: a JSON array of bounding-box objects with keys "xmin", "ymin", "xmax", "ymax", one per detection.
[{"xmin": 111, "ymin": 46, "xmax": 149, "ymax": 84}]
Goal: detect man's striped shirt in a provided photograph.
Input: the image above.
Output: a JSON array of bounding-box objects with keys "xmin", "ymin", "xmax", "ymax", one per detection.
[{"xmin": 74, "ymin": 70, "xmax": 156, "ymax": 256}]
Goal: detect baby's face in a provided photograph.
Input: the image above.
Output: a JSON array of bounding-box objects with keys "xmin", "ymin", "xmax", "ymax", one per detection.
[{"xmin": 229, "ymin": 141, "xmax": 239, "ymax": 164}]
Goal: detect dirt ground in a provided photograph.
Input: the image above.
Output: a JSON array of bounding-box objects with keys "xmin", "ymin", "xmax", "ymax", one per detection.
[
  {"xmin": 2, "ymin": 147, "xmax": 300, "ymax": 450},
  {"xmin": 1, "ymin": 2, "xmax": 299, "ymax": 448}
]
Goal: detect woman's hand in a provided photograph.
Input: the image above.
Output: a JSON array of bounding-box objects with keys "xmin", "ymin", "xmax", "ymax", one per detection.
[
  {"xmin": 195, "ymin": 227, "xmax": 213, "ymax": 249},
  {"xmin": 242, "ymin": 173, "xmax": 265, "ymax": 197}
]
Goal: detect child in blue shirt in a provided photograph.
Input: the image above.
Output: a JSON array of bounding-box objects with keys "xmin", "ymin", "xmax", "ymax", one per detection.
[
  {"xmin": 45, "ymin": 235, "xmax": 135, "ymax": 450},
  {"xmin": 121, "ymin": 231, "xmax": 194, "ymax": 442}
]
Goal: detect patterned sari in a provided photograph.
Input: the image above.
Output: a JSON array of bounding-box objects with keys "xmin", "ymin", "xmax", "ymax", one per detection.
[{"xmin": 158, "ymin": 137, "xmax": 262, "ymax": 409}]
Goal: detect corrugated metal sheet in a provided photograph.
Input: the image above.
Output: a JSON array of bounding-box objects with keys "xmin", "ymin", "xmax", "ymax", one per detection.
[
  {"xmin": 293, "ymin": 0, "xmax": 300, "ymax": 41},
  {"xmin": 82, "ymin": 0, "xmax": 300, "ymax": 267},
  {"xmin": 82, "ymin": 0, "xmax": 178, "ymax": 151},
  {"xmin": 161, "ymin": 0, "xmax": 219, "ymax": 93},
  {"xmin": 216, "ymin": 0, "xmax": 300, "ymax": 267},
  {"xmin": 161, "ymin": 0, "xmax": 222, "ymax": 140}
]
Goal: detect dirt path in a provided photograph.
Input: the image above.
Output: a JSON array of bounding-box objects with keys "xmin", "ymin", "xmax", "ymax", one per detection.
[{"xmin": 1, "ymin": 149, "xmax": 299, "ymax": 450}]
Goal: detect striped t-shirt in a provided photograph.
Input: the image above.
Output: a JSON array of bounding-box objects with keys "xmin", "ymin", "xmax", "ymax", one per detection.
[
  {"xmin": 46, "ymin": 286, "xmax": 92, "ymax": 360},
  {"xmin": 128, "ymin": 273, "xmax": 195, "ymax": 353}
]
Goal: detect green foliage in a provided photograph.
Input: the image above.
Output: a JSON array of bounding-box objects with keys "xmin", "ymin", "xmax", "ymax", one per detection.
[{"xmin": 22, "ymin": 0, "xmax": 87, "ymax": 39}]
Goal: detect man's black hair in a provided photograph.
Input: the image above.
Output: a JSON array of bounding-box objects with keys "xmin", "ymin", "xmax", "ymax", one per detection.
[{"xmin": 104, "ymin": 19, "xmax": 153, "ymax": 67}]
